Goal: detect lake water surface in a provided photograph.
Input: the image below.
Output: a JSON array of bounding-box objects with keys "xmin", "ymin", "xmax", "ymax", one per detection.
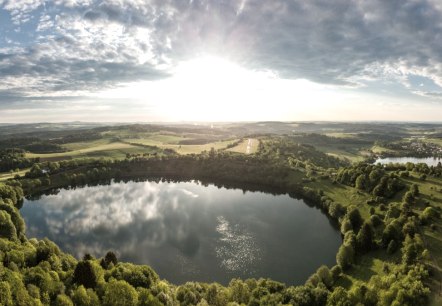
[
  {"xmin": 21, "ymin": 180, "xmax": 341, "ymax": 285},
  {"xmin": 375, "ymin": 157, "xmax": 442, "ymax": 167}
]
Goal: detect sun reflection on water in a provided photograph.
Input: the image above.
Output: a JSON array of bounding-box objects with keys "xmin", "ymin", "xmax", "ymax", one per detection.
[{"xmin": 215, "ymin": 216, "xmax": 261, "ymax": 274}]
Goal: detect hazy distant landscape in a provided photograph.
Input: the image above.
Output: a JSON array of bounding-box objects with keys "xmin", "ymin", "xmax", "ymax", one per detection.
[{"xmin": 2, "ymin": 0, "xmax": 442, "ymax": 305}]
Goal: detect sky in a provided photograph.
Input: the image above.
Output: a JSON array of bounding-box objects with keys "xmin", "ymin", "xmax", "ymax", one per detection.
[{"xmin": 1, "ymin": 0, "xmax": 442, "ymax": 123}]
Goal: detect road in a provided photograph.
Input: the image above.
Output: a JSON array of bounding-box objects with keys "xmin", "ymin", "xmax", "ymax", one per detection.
[{"xmin": 246, "ymin": 138, "xmax": 252, "ymax": 154}]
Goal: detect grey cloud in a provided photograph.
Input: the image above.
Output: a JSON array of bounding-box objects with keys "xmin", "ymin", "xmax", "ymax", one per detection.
[
  {"xmin": 0, "ymin": 39, "xmax": 170, "ymax": 94},
  {"xmin": 1, "ymin": 0, "xmax": 442, "ymax": 105},
  {"xmin": 75, "ymin": 0, "xmax": 442, "ymax": 85}
]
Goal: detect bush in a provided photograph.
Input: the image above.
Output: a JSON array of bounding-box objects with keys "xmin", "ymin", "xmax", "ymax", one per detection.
[
  {"xmin": 387, "ymin": 240, "xmax": 398, "ymax": 254},
  {"xmin": 356, "ymin": 222, "xmax": 374, "ymax": 253},
  {"xmin": 0, "ymin": 211, "xmax": 17, "ymax": 240},
  {"xmin": 0, "ymin": 281, "xmax": 13, "ymax": 306},
  {"xmin": 370, "ymin": 214, "xmax": 383, "ymax": 227},
  {"xmin": 346, "ymin": 207, "xmax": 363, "ymax": 232},
  {"xmin": 421, "ymin": 207, "xmax": 439, "ymax": 224},
  {"xmin": 106, "ymin": 263, "xmax": 158, "ymax": 289},
  {"xmin": 316, "ymin": 265, "xmax": 333, "ymax": 288},
  {"xmin": 336, "ymin": 244, "xmax": 354, "ymax": 270},
  {"xmin": 71, "ymin": 285, "xmax": 100, "ymax": 306},
  {"xmin": 330, "ymin": 265, "xmax": 342, "ymax": 282},
  {"xmin": 103, "ymin": 279, "xmax": 138, "ymax": 306},
  {"xmin": 73, "ymin": 261, "xmax": 100, "ymax": 289},
  {"xmin": 55, "ymin": 294, "xmax": 74, "ymax": 306}
]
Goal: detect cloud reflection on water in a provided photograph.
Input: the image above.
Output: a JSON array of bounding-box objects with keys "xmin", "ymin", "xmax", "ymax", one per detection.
[{"xmin": 22, "ymin": 180, "xmax": 341, "ymax": 285}]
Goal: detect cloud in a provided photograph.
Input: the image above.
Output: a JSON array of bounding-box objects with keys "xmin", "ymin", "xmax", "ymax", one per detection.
[
  {"xmin": 2, "ymin": 0, "xmax": 45, "ymax": 25},
  {"xmin": 63, "ymin": 0, "xmax": 442, "ymax": 86},
  {"xmin": 413, "ymin": 91, "xmax": 442, "ymax": 99},
  {"xmin": 1, "ymin": 0, "xmax": 442, "ymax": 120}
]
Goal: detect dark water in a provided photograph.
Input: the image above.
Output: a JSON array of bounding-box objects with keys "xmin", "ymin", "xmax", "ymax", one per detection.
[
  {"xmin": 21, "ymin": 180, "xmax": 341, "ymax": 285},
  {"xmin": 375, "ymin": 156, "xmax": 442, "ymax": 166}
]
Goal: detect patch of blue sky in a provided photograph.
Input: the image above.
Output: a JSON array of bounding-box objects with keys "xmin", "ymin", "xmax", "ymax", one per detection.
[
  {"xmin": 407, "ymin": 74, "xmax": 442, "ymax": 92},
  {"xmin": 0, "ymin": 5, "xmax": 61, "ymax": 49}
]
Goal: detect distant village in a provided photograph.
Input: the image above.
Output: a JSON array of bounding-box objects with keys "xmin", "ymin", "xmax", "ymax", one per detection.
[{"xmin": 377, "ymin": 138, "xmax": 442, "ymax": 158}]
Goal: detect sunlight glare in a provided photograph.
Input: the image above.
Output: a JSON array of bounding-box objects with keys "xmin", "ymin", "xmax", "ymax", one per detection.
[{"xmin": 93, "ymin": 55, "xmax": 347, "ymax": 122}]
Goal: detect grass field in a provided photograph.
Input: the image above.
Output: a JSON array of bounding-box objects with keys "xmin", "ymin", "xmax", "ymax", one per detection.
[
  {"xmin": 122, "ymin": 134, "xmax": 189, "ymax": 146},
  {"xmin": 371, "ymin": 145, "xmax": 396, "ymax": 154},
  {"xmin": 0, "ymin": 168, "xmax": 29, "ymax": 181},
  {"xmin": 26, "ymin": 142, "xmax": 144, "ymax": 161},
  {"xmin": 164, "ymin": 140, "xmax": 238, "ymax": 154},
  {"xmin": 25, "ymin": 135, "xmax": 239, "ymax": 161},
  {"xmin": 324, "ymin": 132, "xmax": 359, "ymax": 139},
  {"xmin": 315, "ymin": 145, "xmax": 367, "ymax": 163},
  {"xmin": 227, "ymin": 138, "xmax": 258, "ymax": 154}
]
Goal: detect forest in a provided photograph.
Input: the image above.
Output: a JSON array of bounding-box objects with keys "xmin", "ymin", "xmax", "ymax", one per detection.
[{"xmin": 0, "ymin": 122, "xmax": 441, "ymax": 305}]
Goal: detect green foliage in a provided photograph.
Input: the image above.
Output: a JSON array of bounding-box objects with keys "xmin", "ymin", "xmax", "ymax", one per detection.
[
  {"xmin": 102, "ymin": 279, "xmax": 138, "ymax": 306},
  {"xmin": 382, "ymin": 220, "xmax": 402, "ymax": 248},
  {"xmin": 71, "ymin": 286, "xmax": 100, "ymax": 306},
  {"xmin": 0, "ymin": 203, "xmax": 25, "ymax": 238},
  {"xmin": 258, "ymin": 137, "xmax": 347, "ymax": 169},
  {"xmin": 55, "ymin": 294, "xmax": 74, "ymax": 306},
  {"xmin": 421, "ymin": 206, "xmax": 439, "ymax": 224},
  {"xmin": 137, "ymin": 288, "xmax": 162, "ymax": 306},
  {"xmin": 340, "ymin": 218, "xmax": 353, "ymax": 234},
  {"xmin": 411, "ymin": 184, "xmax": 419, "ymax": 197},
  {"xmin": 370, "ymin": 214, "xmax": 383, "ymax": 227},
  {"xmin": 337, "ymin": 163, "xmax": 404, "ymax": 198},
  {"xmin": 0, "ymin": 141, "xmax": 438, "ymax": 306},
  {"xmin": 105, "ymin": 263, "xmax": 158, "ymax": 289},
  {"xmin": 0, "ymin": 210, "xmax": 17, "ymax": 240},
  {"xmin": 356, "ymin": 222, "xmax": 375, "ymax": 253},
  {"xmin": 0, "ymin": 281, "xmax": 13, "ymax": 306},
  {"xmin": 401, "ymin": 235, "xmax": 424, "ymax": 266},
  {"xmin": 228, "ymin": 279, "xmax": 250, "ymax": 304},
  {"xmin": 103, "ymin": 251, "xmax": 118, "ymax": 268},
  {"xmin": 326, "ymin": 286, "xmax": 352, "ymax": 306},
  {"xmin": 0, "ymin": 184, "xmax": 23, "ymax": 208},
  {"xmin": 0, "ymin": 149, "xmax": 36, "ymax": 172},
  {"xmin": 73, "ymin": 260, "xmax": 100, "ymax": 289},
  {"xmin": 316, "ymin": 265, "xmax": 333, "ymax": 288},
  {"xmin": 346, "ymin": 206, "xmax": 363, "ymax": 232},
  {"xmin": 336, "ymin": 244, "xmax": 354, "ymax": 270},
  {"xmin": 387, "ymin": 240, "xmax": 398, "ymax": 254},
  {"xmin": 374, "ymin": 264, "xmax": 430, "ymax": 305}
]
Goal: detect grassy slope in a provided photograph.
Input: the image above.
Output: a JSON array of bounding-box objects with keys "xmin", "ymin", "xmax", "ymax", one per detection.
[
  {"xmin": 312, "ymin": 172, "xmax": 442, "ymax": 304},
  {"xmin": 404, "ymin": 174, "xmax": 442, "ymax": 305}
]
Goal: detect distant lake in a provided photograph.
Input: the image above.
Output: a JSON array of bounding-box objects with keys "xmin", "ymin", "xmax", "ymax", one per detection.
[
  {"xmin": 21, "ymin": 180, "xmax": 341, "ymax": 285},
  {"xmin": 375, "ymin": 157, "xmax": 442, "ymax": 167}
]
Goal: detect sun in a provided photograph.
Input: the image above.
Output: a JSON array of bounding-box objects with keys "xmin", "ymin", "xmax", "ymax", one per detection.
[
  {"xmin": 173, "ymin": 56, "xmax": 249, "ymax": 85},
  {"xmin": 93, "ymin": 55, "xmax": 334, "ymax": 122},
  {"xmin": 163, "ymin": 55, "xmax": 279, "ymax": 121}
]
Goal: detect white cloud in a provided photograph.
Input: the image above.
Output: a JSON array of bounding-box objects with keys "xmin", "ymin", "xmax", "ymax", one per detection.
[
  {"xmin": 2, "ymin": 0, "xmax": 45, "ymax": 25},
  {"xmin": 36, "ymin": 13, "xmax": 53, "ymax": 31},
  {"xmin": 2, "ymin": 0, "xmax": 44, "ymax": 11},
  {"xmin": 53, "ymin": 0, "xmax": 92, "ymax": 7}
]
